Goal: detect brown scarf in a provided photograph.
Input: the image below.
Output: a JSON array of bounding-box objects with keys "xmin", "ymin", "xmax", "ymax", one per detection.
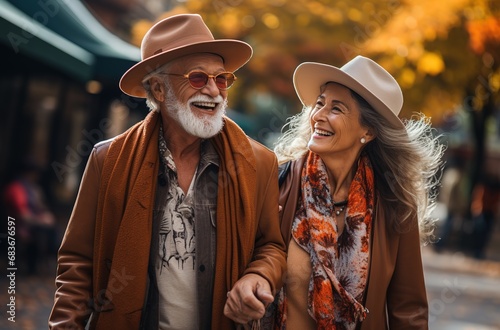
[
  {"xmin": 91, "ymin": 110, "xmax": 257, "ymax": 329},
  {"xmin": 277, "ymin": 152, "xmax": 373, "ymax": 329}
]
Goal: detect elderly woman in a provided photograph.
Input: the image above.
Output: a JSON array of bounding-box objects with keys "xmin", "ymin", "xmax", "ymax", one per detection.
[{"xmin": 272, "ymin": 56, "xmax": 443, "ymax": 329}]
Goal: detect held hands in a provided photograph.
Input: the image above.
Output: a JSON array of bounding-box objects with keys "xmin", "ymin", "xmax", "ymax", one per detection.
[{"xmin": 224, "ymin": 274, "xmax": 274, "ymax": 325}]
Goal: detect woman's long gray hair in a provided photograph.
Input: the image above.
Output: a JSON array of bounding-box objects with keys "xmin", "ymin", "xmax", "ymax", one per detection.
[{"xmin": 274, "ymin": 90, "xmax": 445, "ymax": 244}]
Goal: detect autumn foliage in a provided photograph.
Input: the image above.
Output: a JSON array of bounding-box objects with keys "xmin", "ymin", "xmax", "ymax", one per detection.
[{"xmin": 130, "ymin": 0, "xmax": 499, "ymax": 129}]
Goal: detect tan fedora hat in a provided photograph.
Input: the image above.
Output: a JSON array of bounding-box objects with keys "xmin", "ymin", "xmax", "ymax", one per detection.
[
  {"xmin": 293, "ymin": 56, "xmax": 404, "ymax": 129},
  {"xmin": 119, "ymin": 14, "xmax": 253, "ymax": 98}
]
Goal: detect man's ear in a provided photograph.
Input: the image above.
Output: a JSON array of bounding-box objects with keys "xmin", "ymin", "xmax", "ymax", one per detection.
[{"xmin": 150, "ymin": 77, "xmax": 166, "ymax": 103}]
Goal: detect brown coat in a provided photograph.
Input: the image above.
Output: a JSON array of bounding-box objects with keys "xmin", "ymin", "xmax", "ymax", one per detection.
[
  {"xmin": 279, "ymin": 157, "xmax": 428, "ymax": 329},
  {"xmin": 49, "ymin": 112, "xmax": 286, "ymax": 329}
]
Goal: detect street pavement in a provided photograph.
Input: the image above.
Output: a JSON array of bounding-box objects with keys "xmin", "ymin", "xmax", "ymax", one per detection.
[
  {"xmin": 0, "ymin": 245, "xmax": 499, "ymax": 329},
  {"xmin": 423, "ymin": 247, "xmax": 500, "ymax": 330}
]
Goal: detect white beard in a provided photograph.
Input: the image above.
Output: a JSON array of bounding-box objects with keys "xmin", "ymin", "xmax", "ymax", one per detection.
[{"xmin": 164, "ymin": 83, "xmax": 227, "ymax": 139}]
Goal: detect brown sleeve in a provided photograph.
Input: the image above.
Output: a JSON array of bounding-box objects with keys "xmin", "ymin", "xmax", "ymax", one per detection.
[
  {"xmin": 243, "ymin": 149, "xmax": 287, "ymax": 295},
  {"xmin": 386, "ymin": 218, "xmax": 429, "ymax": 329},
  {"xmin": 49, "ymin": 145, "xmax": 106, "ymax": 329}
]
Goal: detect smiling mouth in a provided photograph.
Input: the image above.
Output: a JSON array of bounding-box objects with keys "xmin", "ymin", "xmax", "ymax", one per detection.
[
  {"xmin": 315, "ymin": 129, "xmax": 333, "ymax": 136},
  {"xmin": 192, "ymin": 101, "xmax": 217, "ymax": 111}
]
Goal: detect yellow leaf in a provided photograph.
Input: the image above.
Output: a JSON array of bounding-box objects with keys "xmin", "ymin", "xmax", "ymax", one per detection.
[
  {"xmin": 417, "ymin": 52, "xmax": 445, "ymax": 75},
  {"xmin": 262, "ymin": 13, "xmax": 280, "ymax": 29},
  {"xmin": 400, "ymin": 68, "xmax": 416, "ymax": 88}
]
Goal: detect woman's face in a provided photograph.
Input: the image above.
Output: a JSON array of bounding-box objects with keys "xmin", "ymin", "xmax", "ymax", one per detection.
[{"xmin": 308, "ymin": 82, "xmax": 369, "ymax": 157}]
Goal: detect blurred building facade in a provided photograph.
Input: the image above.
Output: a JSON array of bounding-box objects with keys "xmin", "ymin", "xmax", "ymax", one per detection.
[{"xmin": 0, "ymin": 0, "xmax": 149, "ymax": 233}]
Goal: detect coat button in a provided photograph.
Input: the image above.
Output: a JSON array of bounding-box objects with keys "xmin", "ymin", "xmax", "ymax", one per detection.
[{"xmin": 199, "ymin": 264, "xmax": 205, "ymax": 272}]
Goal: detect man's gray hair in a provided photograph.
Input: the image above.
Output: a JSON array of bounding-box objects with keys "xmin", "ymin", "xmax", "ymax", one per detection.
[{"xmin": 142, "ymin": 63, "xmax": 173, "ymax": 112}]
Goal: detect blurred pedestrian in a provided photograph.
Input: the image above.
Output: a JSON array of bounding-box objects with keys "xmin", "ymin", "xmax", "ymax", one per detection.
[
  {"xmin": 271, "ymin": 56, "xmax": 444, "ymax": 329},
  {"xmin": 434, "ymin": 152, "xmax": 468, "ymax": 252},
  {"xmin": 470, "ymin": 174, "xmax": 500, "ymax": 259},
  {"xmin": 2, "ymin": 157, "xmax": 58, "ymax": 275},
  {"xmin": 49, "ymin": 14, "xmax": 286, "ymax": 329}
]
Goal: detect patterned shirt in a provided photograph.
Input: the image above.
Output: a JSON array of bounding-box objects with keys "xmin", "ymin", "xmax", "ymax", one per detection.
[{"xmin": 154, "ymin": 127, "xmax": 219, "ymax": 329}]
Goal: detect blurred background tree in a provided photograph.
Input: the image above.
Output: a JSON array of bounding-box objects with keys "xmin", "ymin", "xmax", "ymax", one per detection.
[
  {"xmin": 124, "ymin": 0, "xmax": 500, "ymax": 191},
  {"xmin": 128, "ymin": 0, "xmax": 499, "ymax": 150},
  {"xmin": 361, "ymin": 0, "xmax": 500, "ymax": 197}
]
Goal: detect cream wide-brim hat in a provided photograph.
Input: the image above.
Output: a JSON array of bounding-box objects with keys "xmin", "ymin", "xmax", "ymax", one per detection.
[
  {"xmin": 119, "ymin": 14, "xmax": 253, "ymax": 98},
  {"xmin": 293, "ymin": 56, "xmax": 405, "ymax": 129}
]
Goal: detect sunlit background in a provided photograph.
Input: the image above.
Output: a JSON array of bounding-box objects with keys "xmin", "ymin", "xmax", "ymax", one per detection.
[{"xmin": 0, "ymin": 0, "xmax": 499, "ymax": 329}]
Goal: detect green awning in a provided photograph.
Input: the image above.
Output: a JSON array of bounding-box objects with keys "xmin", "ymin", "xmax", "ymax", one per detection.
[
  {"xmin": 6, "ymin": 0, "xmax": 141, "ymax": 83},
  {"xmin": 0, "ymin": 0, "xmax": 94, "ymax": 81}
]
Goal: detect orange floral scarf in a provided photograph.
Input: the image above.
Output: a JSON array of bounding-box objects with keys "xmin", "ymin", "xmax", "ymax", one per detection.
[{"xmin": 277, "ymin": 152, "xmax": 373, "ymax": 329}]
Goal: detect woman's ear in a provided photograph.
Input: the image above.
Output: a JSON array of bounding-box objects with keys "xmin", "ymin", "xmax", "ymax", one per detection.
[{"xmin": 363, "ymin": 130, "xmax": 376, "ymax": 143}]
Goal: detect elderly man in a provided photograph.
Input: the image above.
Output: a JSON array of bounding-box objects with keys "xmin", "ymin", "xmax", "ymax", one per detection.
[{"xmin": 49, "ymin": 14, "xmax": 286, "ymax": 329}]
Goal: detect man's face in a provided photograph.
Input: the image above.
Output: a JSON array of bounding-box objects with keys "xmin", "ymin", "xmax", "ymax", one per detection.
[{"xmin": 162, "ymin": 53, "xmax": 229, "ymax": 139}]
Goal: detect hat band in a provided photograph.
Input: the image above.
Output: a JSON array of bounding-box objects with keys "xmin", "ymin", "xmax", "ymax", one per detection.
[{"xmin": 143, "ymin": 33, "xmax": 215, "ymax": 60}]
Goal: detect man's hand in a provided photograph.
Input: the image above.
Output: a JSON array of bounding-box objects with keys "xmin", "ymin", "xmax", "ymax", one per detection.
[{"xmin": 224, "ymin": 274, "xmax": 274, "ymax": 325}]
